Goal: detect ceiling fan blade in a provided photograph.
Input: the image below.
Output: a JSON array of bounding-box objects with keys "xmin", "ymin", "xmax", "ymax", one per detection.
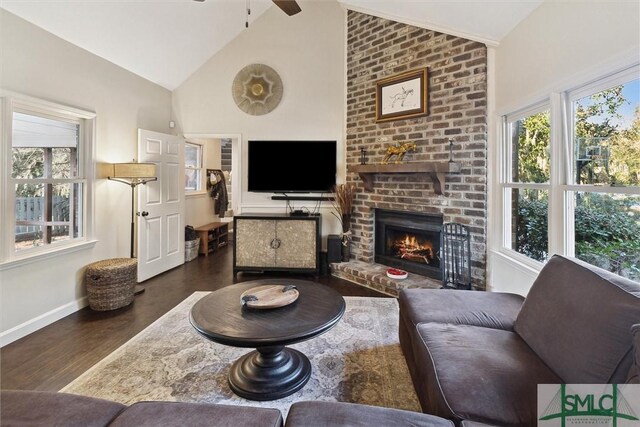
[{"xmin": 272, "ymin": 0, "xmax": 302, "ymax": 16}]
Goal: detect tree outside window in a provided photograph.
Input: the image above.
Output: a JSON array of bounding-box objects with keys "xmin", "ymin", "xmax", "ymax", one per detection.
[{"xmin": 571, "ymin": 79, "xmax": 640, "ymax": 280}]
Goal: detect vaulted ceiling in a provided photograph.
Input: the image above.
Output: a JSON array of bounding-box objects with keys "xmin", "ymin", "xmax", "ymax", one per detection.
[{"xmin": 1, "ymin": 0, "xmax": 542, "ymax": 90}]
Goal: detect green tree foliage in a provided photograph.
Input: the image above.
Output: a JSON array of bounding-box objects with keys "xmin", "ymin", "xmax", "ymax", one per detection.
[
  {"xmin": 515, "ymin": 191, "xmax": 548, "ymax": 262},
  {"xmin": 517, "ymin": 194, "xmax": 640, "ymax": 281},
  {"xmin": 574, "ymin": 87, "xmax": 639, "ymax": 186},
  {"xmin": 515, "ymin": 112, "xmax": 550, "ymax": 183},
  {"xmin": 575, "ymin": 87, "xmax": 625, "ymax": 139},
  {"xmin": 608, "ymin": 107, "xmax": 640, "ymax": 186}
]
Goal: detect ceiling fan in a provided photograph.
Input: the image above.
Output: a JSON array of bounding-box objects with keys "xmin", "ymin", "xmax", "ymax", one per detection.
[
  {"xmin": 192, "ymin": 0, "xmax": 301, "ymax": 17},
  {"xmin": 272, "ymin": 1, "xmax": 302, "ymax": 16}
]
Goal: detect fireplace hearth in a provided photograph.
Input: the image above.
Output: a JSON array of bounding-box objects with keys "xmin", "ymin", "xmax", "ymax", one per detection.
[{"xmin": 375, "ymin": 209, "xmax": 443, "ymax": 280}]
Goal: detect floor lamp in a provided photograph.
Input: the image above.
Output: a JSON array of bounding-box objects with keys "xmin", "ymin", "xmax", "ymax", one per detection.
[{"xmin": 108, "ymin": 161, "xmax": 157, "ymax": 294}]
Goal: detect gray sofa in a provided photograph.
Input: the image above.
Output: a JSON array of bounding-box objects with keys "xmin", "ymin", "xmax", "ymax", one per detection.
[
  {"xmin": 5, "ymin": 256, "xmax": 639, "ymax": 426},
  {"xmin": 0, "ymin": 390, "xmax": 454, "ymax": 427},
  {"xmin": 399, "ymin": 254, "xmax": 640, "ymax": 426}
]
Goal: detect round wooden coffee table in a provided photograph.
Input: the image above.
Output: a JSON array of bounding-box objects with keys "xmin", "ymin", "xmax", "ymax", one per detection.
[{"xmin": 190, "ymin": 279, "xmax": 346, "ymax": 401}]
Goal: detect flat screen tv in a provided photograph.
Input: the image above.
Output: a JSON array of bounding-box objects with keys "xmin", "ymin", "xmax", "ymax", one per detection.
[{"xmin": 248, "ymin": 140, "xmax": 337, "ymax": 193}]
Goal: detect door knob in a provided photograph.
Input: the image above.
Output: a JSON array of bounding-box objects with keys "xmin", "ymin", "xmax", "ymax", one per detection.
[{"xmin": 137, "ymin": 211, "xmax": 149, "ymax": 217}]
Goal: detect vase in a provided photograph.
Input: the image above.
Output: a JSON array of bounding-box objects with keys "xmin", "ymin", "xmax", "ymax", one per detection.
[{"xmin": 341, "ymin": 240, "xmax": 351, "ymax": 262}]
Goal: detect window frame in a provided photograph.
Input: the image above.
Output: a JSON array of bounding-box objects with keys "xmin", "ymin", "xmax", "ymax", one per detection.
[
  {"xmin": 184, "ymin": 140, "xmax": 205, "ymax": 196},
  {"xmin": 498, "ymin": 65, "xmax": 640, "ymax": 270},
  {"xmin": 562, "ymin": 67, "xmax": 640, "ymax": 257},
  {"xmin": 1, "ymin": 94, "xmax": 96, "ymax": 268},
  {"xmin": 500, "ymin": 101, "xmax": 552, "ymax": 265}
]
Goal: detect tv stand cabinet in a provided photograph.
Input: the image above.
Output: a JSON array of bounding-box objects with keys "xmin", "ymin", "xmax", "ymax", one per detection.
[{"xmin": 233, "ymin": 214, "xmax": 320, "ymax": 275}]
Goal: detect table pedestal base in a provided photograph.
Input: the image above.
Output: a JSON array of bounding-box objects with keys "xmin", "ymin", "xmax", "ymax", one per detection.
[{"xmin": 229, "ymin": 345, "xmax": 311, "ymax": 401}]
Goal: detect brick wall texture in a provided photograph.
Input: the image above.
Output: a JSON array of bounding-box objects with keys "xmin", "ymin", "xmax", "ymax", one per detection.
[{"xmin": 346, "ymin": 11, "xmax": 488, "ymax": 288}]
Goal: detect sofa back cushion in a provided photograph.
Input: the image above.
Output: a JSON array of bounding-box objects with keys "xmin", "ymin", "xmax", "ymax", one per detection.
[
  {"xmin": 514, "ymin": 255, "xmax": 640, "ymax": 383},
  {"xmin": 628, "ymin": 324, "xmax": 640, "ymax": 384}
]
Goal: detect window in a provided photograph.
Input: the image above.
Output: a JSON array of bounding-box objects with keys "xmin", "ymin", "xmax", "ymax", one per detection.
[
  {"xmin": 500, "ymin": 66, "xmax": 640, "ymax": 282},
  {"xmin": 2, "ymin": 96, "xmax": 95, "ymax": 263},
  {"xmin": 502, "ymin": 105, "xmax": 551, "ymax": 262},
  {"xmin": 567, "ymin": 70, "xmax": 640, "ymax": 280},
  {"xmin": 185, "ymin": 141, "xmax": 203, "ymax": 193}
]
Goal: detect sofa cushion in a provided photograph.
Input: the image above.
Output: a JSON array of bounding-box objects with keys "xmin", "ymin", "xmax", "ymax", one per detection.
[
  {"xmin": 109, "ymin": 401, "xmax": 283, "ymax": 427},
  {"xmin": 627, "ymin": 324, "xmax": 640, "ymax": 384},
  {"xmin": 0, "ymin": 390, "xmax": 125, "ymax": 427},
  {"xmin": 399, "ymin": 289, "xmax": 524, "ymax": 331},
  {"xmin": 414, "ymin": 323, "xmax": 561, "ymax": 426},
  {"xmin": 514, "ymin": 255, "xmax": 640, "ymax": 383},
  {"xmin": 460, "ymin": 422, "xmax": 501, "ymax": 427},
  {"xmin": 284, "ymin": 401, "xmax": 453, "ymax": 427}
]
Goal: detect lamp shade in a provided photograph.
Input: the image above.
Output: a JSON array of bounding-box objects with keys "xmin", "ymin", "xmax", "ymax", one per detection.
[{"xmin": 111, "ymin": 162, "xmax": 156, "ymax": 179}]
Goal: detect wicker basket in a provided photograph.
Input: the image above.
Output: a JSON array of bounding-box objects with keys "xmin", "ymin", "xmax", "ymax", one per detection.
[
  {"xmin": 185, "ymin": 238, "xmax": 200, "ymax": 262},
  {"xmin": 85, "ymin": 258, "xmax": 137, "ymax": 311}
]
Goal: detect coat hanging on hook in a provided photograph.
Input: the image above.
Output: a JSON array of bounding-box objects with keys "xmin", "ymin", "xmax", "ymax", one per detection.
[{"xmin": 207, "ymin": 169, "xmax": 228, "ymax": 218}]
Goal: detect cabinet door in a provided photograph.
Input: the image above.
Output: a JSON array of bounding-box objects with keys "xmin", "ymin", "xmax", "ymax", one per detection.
[
  {"xmin": 276, "ymin": 220, "xmax": 317, "ymax": 269},
  {"xmin": 235, "ymin": 219, "xmax": 276, "ymax": 267}
]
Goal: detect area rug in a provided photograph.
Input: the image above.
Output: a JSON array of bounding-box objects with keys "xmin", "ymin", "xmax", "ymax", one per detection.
[{"xmin": 61, "ymin": 293, "xmax": 421, "ymax": 417}]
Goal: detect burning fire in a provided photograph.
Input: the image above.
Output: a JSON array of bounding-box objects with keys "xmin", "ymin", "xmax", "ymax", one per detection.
[{"xmin": 392, "ymin": 234, "xmax": 436, "ymax": 264}]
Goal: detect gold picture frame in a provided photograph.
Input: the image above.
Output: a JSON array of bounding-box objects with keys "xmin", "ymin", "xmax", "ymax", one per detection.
[{"xmin": 375, "ymin": 68, "xmax": 428, "ymax": 122}]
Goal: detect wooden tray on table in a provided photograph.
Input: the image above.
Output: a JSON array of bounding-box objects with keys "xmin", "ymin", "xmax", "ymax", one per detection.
[{"xmin": 240, "ymin": 285, "xmax": 299, "ymax": 309}]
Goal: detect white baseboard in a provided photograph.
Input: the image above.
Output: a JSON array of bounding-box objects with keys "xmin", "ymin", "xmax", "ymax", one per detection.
[{"xmin": 0, "ymin": 296, "xmax": 88, "ymax": 347}]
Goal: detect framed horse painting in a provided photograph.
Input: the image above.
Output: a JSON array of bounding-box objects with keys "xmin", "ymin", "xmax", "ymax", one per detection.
[{"xmin": 375, "ymin": 68, "xmax": 428, "ymax": 122}]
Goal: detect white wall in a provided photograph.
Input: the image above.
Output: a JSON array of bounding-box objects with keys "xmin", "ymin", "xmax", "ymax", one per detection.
[
  {"xmin": 489, "ymin": 1, "xmax": 640, "ymax": 295},
  {"xmin": 172, "ymin": 0, "xmax": 346, "ymax": 240},
  {"xmin": 0, "ymin": 10, "xmax": 172, "ymax": 345}
]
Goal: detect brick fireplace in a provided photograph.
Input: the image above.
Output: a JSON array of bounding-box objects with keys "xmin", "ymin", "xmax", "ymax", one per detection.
[{"xmin": 335, "ymin": 10, "xmax": 488, "ymax": 292}]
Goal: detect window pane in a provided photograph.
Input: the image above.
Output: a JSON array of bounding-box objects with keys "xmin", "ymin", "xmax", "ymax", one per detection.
[
  {"xmin": 15, "ymin": 183, "xmax": 45, "ymax": 250},
  {"xmin": 185, "ymin": 143, "xmax": 201, "ymax": 168},
  {"xmin": 52, "ymin": 148, "xmax": 77, "ymax": 178},
  {"xmin": 14, "ymin": 182, "xmax": 82, "ymax": 251},
  {"xmin": 509, "ymin": 110, "xmax": 550, "ymax": 183},
  {"xmin": 573, "ymin": 192, "xmax": 640, "ymax": 281},
  {"xmin": 12, "ymin": 148, "xmax": 44, "ymax": 178},
  {"xmin": 185, "ymin": 169, "xmax": 200, "ymax": 191},
  {"xmin": 510, "ymin": 188, "xmax": 548, "ymax": 262},
  {"xmin": 15, "ymin": 225, "xmax": 45, "ymax": 250},
  {"xmin": 574, "ymin": 78, "xmax": 640, "ymax": 186}
]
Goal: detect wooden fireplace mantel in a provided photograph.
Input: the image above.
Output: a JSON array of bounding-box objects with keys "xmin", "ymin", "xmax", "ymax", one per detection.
[{"xmin": 347, "ymin": 162, "xmax": 461, "ymax": 195}]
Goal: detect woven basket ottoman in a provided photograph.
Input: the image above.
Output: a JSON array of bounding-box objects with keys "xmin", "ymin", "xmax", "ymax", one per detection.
[{"xmin": 85, "ymin": 258, "xmax": 137, "ymax": 311}]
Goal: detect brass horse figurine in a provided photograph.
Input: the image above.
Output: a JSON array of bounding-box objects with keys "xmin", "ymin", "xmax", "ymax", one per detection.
[{"xmin": 382, "ymin": 142, "xmax": 417, "ymax": 164}]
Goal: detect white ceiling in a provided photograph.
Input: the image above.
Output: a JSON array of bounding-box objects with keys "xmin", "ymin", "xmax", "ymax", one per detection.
[
  {"xmin": 339, "ymin": 0, "xmax": 543, "ymax": 45},
  {"xmin": 1, "ymin": 0, "xmax": 542, "ymax": 90}
]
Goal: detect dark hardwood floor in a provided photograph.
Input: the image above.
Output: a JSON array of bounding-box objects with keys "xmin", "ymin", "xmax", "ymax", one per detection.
[{"xmin": 0, "ymin": 244, "xmax": 386, "ymax": 392}]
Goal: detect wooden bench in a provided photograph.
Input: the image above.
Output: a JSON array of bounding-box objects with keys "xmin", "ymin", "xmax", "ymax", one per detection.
[{"xmin": 195, "ymin": 222, "xmax": 229, "ymax": 256}]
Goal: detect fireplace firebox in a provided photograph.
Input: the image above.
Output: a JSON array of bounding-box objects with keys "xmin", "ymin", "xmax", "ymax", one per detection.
[{"xmin": 374, "ymin": 209, "xmax": 443, "ymax": 280}]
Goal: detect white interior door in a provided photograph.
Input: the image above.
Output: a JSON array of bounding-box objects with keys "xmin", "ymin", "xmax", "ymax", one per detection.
[{"xmin": 137, "ymin": 129, "xmax": 185, "ymax": 282}]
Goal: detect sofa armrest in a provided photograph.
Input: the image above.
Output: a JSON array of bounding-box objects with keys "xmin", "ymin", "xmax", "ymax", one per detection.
[
  {"xmin": 285, "ymin": 401, "xmax": 453, "ymax": 427},
  {"xmin": 399, "ymin": 289, "xmax": 524, "ymax": 331},
  {"xmin": 0, "ymin": 390, "xmax": 126, "ymax": 427},
  {"xmin": 109, "ymin": 401, "xmax": 283, "ymax": 427}
]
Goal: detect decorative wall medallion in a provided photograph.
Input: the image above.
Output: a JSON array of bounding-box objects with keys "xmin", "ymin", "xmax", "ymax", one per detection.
[{"xmin": 232, "ymin": 64, "xmax": 283, "ymax": 116}]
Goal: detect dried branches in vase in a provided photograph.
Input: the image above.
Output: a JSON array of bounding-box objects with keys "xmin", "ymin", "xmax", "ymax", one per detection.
[{"xmin": 331, "ymin": 184, "xmax": 356, "ymax": 261}]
